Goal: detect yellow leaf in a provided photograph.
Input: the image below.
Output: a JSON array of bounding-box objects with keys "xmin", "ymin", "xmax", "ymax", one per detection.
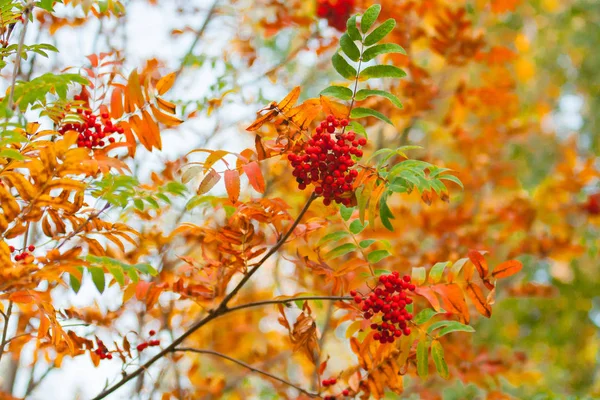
[{"xmin": 156, "ymin": 72, "xmax": 176, "ymax": 95}]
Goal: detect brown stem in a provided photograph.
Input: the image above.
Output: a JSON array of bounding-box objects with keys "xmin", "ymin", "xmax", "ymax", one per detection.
[
  {"xmin": 91, "ymin": 193, "xmax": 318, "ymax": 400},
  {"xmin": 7, "ymin": 1, "xmax": 33, "ymax": 110},
  {"xmin": 172, "ymin": 348, "xmax": 319, "ymax": 398},
  {"xmin": 0, "ymin": 301, "xmax": 13, "ymax": 363}
]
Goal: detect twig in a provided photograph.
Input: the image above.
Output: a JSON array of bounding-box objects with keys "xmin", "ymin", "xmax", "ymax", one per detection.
[
  {"xmin": 91, "ymin": 193, "xmax": 318, "ymax": 400},
  {"xmin": 226, "ymin": 295, "xmax": 351, "ymax": 314},
  {"xmin": 174, "ymin": 0, "xmax": 220, "ymax": 78},
  {"xmin": 55, "ymin": 202, "xmax": 110, "ymax": 250},
  {"xmin": 0, "ymin": 301, "xmax": 13, "ymax": 363},
  {"xmin": 7, "ymin": 1, "xmax": 33, "ymax": 110},
  {"xmin": 173, "ymin": 348, "xmax": 319, "ymax": 398}
]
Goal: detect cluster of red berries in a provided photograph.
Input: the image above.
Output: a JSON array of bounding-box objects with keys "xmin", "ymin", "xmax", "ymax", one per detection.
[
  {"xmin": 323, "ymin": 389, "xmax": 350, "ymax": 400},
  {"xmin": 136, "ymin": 330, "xmax": 160, "ymax": 352},
  {"xmin": 584, "ymin": 193, "xmax": 600, "ymax": 215},
  {"xmin": 288, "ymin": 115, "xmax": 366, "ymax": 206},
  {"xmin": 316, "ymin": 0, "xmax": 354, "ymax": 31},
  {"xmin": 352, "ymin": 272, "xmax": 416, "ymax": 344},
  {"xmin": 94, "ymin": 338, "xmax": 113, "ymax": 360},
  {"xmin": 10, "ymin": 245, "xmax": 35, "ymax": 262},
  {"xmin": 58, "ymin": 96, "xmax": 123, "ymax": 149},
  {"xmin": 322, "ymin": 377, "xmax": 337, "ymax": 387}
]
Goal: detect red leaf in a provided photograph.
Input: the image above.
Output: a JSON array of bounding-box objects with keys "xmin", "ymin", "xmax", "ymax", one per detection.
[
  {"xmin": 224, "ymin": 170, "xmax": 240, "ymax": 203},
  {"xmin": 492, "ymin": 260, "xmax": 523, "ymax": 279},
  {"xmin": 242, "ymin": 161, "xmax": 265, "ymax": 193},
  {"xmin": 468, "ymin": 249, "xmax": 488, "ymax": 279}
]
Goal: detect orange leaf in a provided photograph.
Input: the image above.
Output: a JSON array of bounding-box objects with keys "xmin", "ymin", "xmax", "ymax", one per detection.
[
  {"xmin": 156, "ymin": 72, "xmax": 176, "ymax": 95},
  {"xmin": 255, "ymin": 135, "xmax": 267, "ymax": 160},
  {"xmin": 197, "ymin": 169, "xmax": 221, "ymax": 195},
  {"xmin": 203, "ymin": 150, "xmax": 229, "ymax": 172},
  {"xmin": 319, "ymin": 95, "xmax": 349, "ymax": 119},
  {"xmin": 465, "ymin": 283, "xmax": 491, "ymax": 318},
  {"xmin": 246, "ymin": 109, "xmax": 277, "ymax": 131},
  {"xmin": 432, "ymin": 283, "xmax": 470, "ymax": 323},
  {"xmin": 224, "ymin": 170, "xmax": 240, "ymax": 203},
  {"xmin": 414, "ymin": 286, "xmax": 442, "ymax": 311},
  {"xmin": 149, "ymin": 103, "xmax": 182, "ymax": 127},
  {"xmin": 126, "ymin": 69, "xmax": 145, "ymax": 110},
  {"xmin": 242, "ymin": 161, "xmax": 265, "ymax": 193},
  {"xmin": 129, "ymin": 114, "xmax": 152, "ymax": 151},
  {"xmin": 278, "ymin": 86, "xmax": 301, "ymax": 113},
  {"xmin": 468, "ymin": 249, "xmax": 488, "ymax": 279},
  {"xmin": 110, "ymin": 88, "xmax": 124, "ymax": 119},
  {"xmin": 492, "ymin": 260, "xmax": 523, "ymax": 279},
  {"xmin": 141, "ymin": 109, "xmax": 162, "ymax": 150}
]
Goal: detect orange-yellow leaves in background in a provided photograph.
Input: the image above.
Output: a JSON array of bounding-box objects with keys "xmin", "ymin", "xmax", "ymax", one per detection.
[{"xmin": 491, "ymin": 0, "xmax": 522, "ymax": 14}]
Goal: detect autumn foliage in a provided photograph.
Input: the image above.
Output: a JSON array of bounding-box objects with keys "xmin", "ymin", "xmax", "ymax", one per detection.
[{"xmin": 0, "ymin": 0, "xmax": 599, "ymax": 399}]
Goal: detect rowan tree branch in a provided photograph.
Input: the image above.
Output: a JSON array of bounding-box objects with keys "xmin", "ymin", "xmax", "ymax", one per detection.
[
  {"xmin": 172, "ymin": 348, "xmax": 319, "ymax": 398},
  {"xmin": 91, "ymin": 193, "xmax": 319, "ymax": 400},
  {"xmin": 0, "ymin": 301, "xmax": 14, "ymax": 363},
  {"xmin": 7, "ymin": 1, "xmax": 34, "ymax": 111}
]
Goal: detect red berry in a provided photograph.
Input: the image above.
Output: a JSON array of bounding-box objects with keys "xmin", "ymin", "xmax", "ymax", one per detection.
[
  {"xmin": 28, "ymin": 245, "xmax": 35, "ymax": 252},
  {"xmin": 9, "ymin": 246, "xmax": 14, "ymax": 253},
  {"xmin": 343, "ymin": 389, "xmax": 350, "ymax": 396},
  {"xmin": 149, "ymin": 330, "xmax": 156, "ymax": 336}
]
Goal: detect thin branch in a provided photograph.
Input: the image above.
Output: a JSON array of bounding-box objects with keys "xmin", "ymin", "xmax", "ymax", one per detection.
[
  {"xmin": 226, "ymin": 295, "xmax": 351, "ymax": 314},
  {"xmin": 0, "ymin": 301, "xmax": 14, "ymax": 363},
  {"xmin": 55, "ymin": 202, "xmax": 110, "ymax": 250},
  {"xmin": 173, "ymin": 348, "xmax": 319, "ymax": 398},
  {"xmin": 91, "ymin": 193, "xmax": 318, "ymax": 400},
  {"xmin": 174, "ymin": 0, "xmax": 220, "ymax": 78},
  {"xmin": 7, "ymin": 1, "xmax": 33, "ymax": 110}
]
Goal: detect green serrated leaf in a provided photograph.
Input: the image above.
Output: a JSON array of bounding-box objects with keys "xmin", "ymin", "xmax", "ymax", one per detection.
[
  {"xmin": 108, "ymin": 266, "xmax": 125, "ymax": 286},
  {"xmin": 440, "ymin": 174, "xmax": 464, "ymax": 189},
  {"xmin": 364, "ymin": 18, "xmax": 396, "ymax": 46},
  {"xmin": 359, "ymin": 239, "xmax": 376, "ymax": 248},
  {"xmin": 414, "ymin": 308, "xmax": 442, "ymax": 324},
  {"xmin": 379, "ymin": 195, "xmax": 395, "ymax": 231},
  {"xmin": 133, "ymin": 198, "xmax": 144, "ymax": 211},
  {"xmin": 340, "ymin": 205, "xmax": 354, "ymax": 221},
  {"xmin": 429, "ymin": 262, "xmax": 450, "ymax": 283},
  {"xmin": 346, "ymin": 14, "xmax": 362, "ymax": 41},
  {"xmin": 431, "ymin": 340, "xmax": 449, "ymax": 379},
  {"xmin": 437, "ymin": 321, "xmax": 475, "ymax": 337},
  {"xmin": 361, "ymin": 4, "xmax": 381, "ymax": 33},
  {"xmin": 350, "ymin": 107, "xmax": 393, "ymax": 125},
  {"xmin": 417, "ymin": 340, "xmax": 429, "ymax": 378},
  {"xmin": 133, "ymin": 263, "xmax": 158, "ymax": 276},
  {"xmin": 340, "ymin": 33, "xmax": 361, "ymax": 61},
  {"xmin": 367, "ymin": 249, "xmax": 390, "ymax": 264},
  {"xmin": 362, "ymin": 43, "xmax": 406, "ymax": 62},
  {"xmin": 90, "ymin": 267, "xmax": 106, "ymax": 294},
  {"xmin": 348, "ymin": 120, "xmax": 367, "ymax": 136},
  {"xmin": 349, "ymin": 219, "xmax": 366, "ymax": 234},
  {"xmin": 321, "ymin": 86, "xmax": 353, "ymax": 101},
  {"xmin": 360, "ymin": 65, "xmax": 406, "ymax": 79},
  {"xmin": 355, "ymin": 89, "xmax": 402, "ymax": 108},
  {"xmin": 325, "ymin": 243, "xmax": 357, "ymax": 259},
  {"xmin": 412, "ymin": 266, "xmax": 426, "ymax": 285},
  {"xmin": 332, "ymin": 53, "xmax": 357, "ymax": 80},
  {"xmin": 318, "ymin": 231, "xmax": 350, "ymax": 247},
  {"xmin": 70, "ymin": 272, "xmax": 82, "ymax": 294},
  {"xmin": 0, "ymin": 149, "xmax": 25, "ymax": 160}
]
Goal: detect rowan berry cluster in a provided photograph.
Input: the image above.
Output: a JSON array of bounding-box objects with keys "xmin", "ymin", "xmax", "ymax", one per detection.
[
  {"xmin": 316, "ymin": 0, "xmax": 354, "ymax": 31},
  {"xmin": 322, "ymin": 377, "xmax": 337, "ymax": 387},
  {"xmin": 58, "ymin": 96, "xmax": 123, "ymax": 149},
  {"xmin": 352, "ymin": 272, "xmax": 416, "ymax": 344},
  {"xmin": 10, "ymin": 245, "xmax": 34, "ymax": 262},
  {"xmin": 288, "ymin": 115, "xmax": 366, "ymax": 206},
  {"xmin": 94, "ymin": 338, "xmax": 113, "ymax": 360},
  {"xmin": 136, "ymin": 330, "xmax": 160, "ymax": 352}
]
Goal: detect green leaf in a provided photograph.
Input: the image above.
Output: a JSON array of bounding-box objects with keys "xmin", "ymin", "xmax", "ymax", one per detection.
[
  {"xmin": 133, "ymin": 198, "xmax": 144, "ymax": 211},
  {"xmin": 325, "ymin": 243, "xmax": 357, "ymax": 259},
  {"xmin": 412, "ymin": 266, "xmax": 426, "ymax": 285},
  {"xmin": 367, "ymin": 249, "xmax": 391, "ymax": 263},
  {"xmin": 350, "ymin": 107, "xmax": 393, "ymax": 126},
  {"xmin": 414, "ymin": 308, "xmax": 443, "ymax": 324},
  {"xmin": 349, "ymin": 219, "xmax": 366, "ymax": 234},
  {"xmin": 132, "ymin": 262, "xmax": 158, "ymax": 276},
  {"xmin": 108, "ymin": 266, "xmax": 125, "ymax": 286},
  {"xmin": 340, "ymin": 205, "xmax": 354, "ymax": 221},
  {"xmin": 417, "ymin": 340, "xmax": 429, "ymax": 378},
  {"xmin": 359, "ymin": 239, "xmax": 376, "ymax": 248},
  {"xmin": 346, "ymin": 14, "xmax": 362, "ymax": 41},
  {"xmin": 379, "ymin": 195, "xmax": 395, "ymax": 231},
  {"xmin": 321, "ymin": 86, "xmax": 353, "ymax": 101},
  {"xmin": 0, "ymin": 149, "xmax": 25, "ymax": 160},
  {"xmin": 364, "ymin": 18, "xmax": 396, "ymax": 46},
  {"xmin": 318, "ymin": 231, "xmax": 350, "ymax": 246},
  {"xmin": 340, "ymin": 33, "xmax": 361, "ymax": 62},
  {"xmin": 440, "ymin": 174, "xmax": 464, "ymax": 189},
  {"xmin": 348, "ymin": 120, "xmax": 367, "ymax": 136},
  {"xmin": 70, "ymin": 271, "xmax": 82, "ymax": 294},
  {"xmin": 362, "ymin": 43, "xmax": 407, "ymax": 62},
  {"xmin": 332, "ymin": 53, "xmax": 357, "ymax": 80},
  {"xmin": 360, "ymin": 65, "xmax": 406, "ymax": 79},
  {"xmin": 361, "ymin": 4, "xmax": 381, "ymax": 33},
  {"xmin": 429, "ymin": 261, "xmax": 450, "ymax": 283},
  {"xmin": 90, "ymin": 267, "xmax": 106, "ymax": 294},
  {"xmin": 355, "ymin": 89, "xmax": 403, "ymax": 108},
  {"xmin": 437, "ymin": 321, "xmax": 475, "ymax": 337},
  {"xmin": 431, "ymin": 340, "xmax": 449, "ymax": 379}
]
